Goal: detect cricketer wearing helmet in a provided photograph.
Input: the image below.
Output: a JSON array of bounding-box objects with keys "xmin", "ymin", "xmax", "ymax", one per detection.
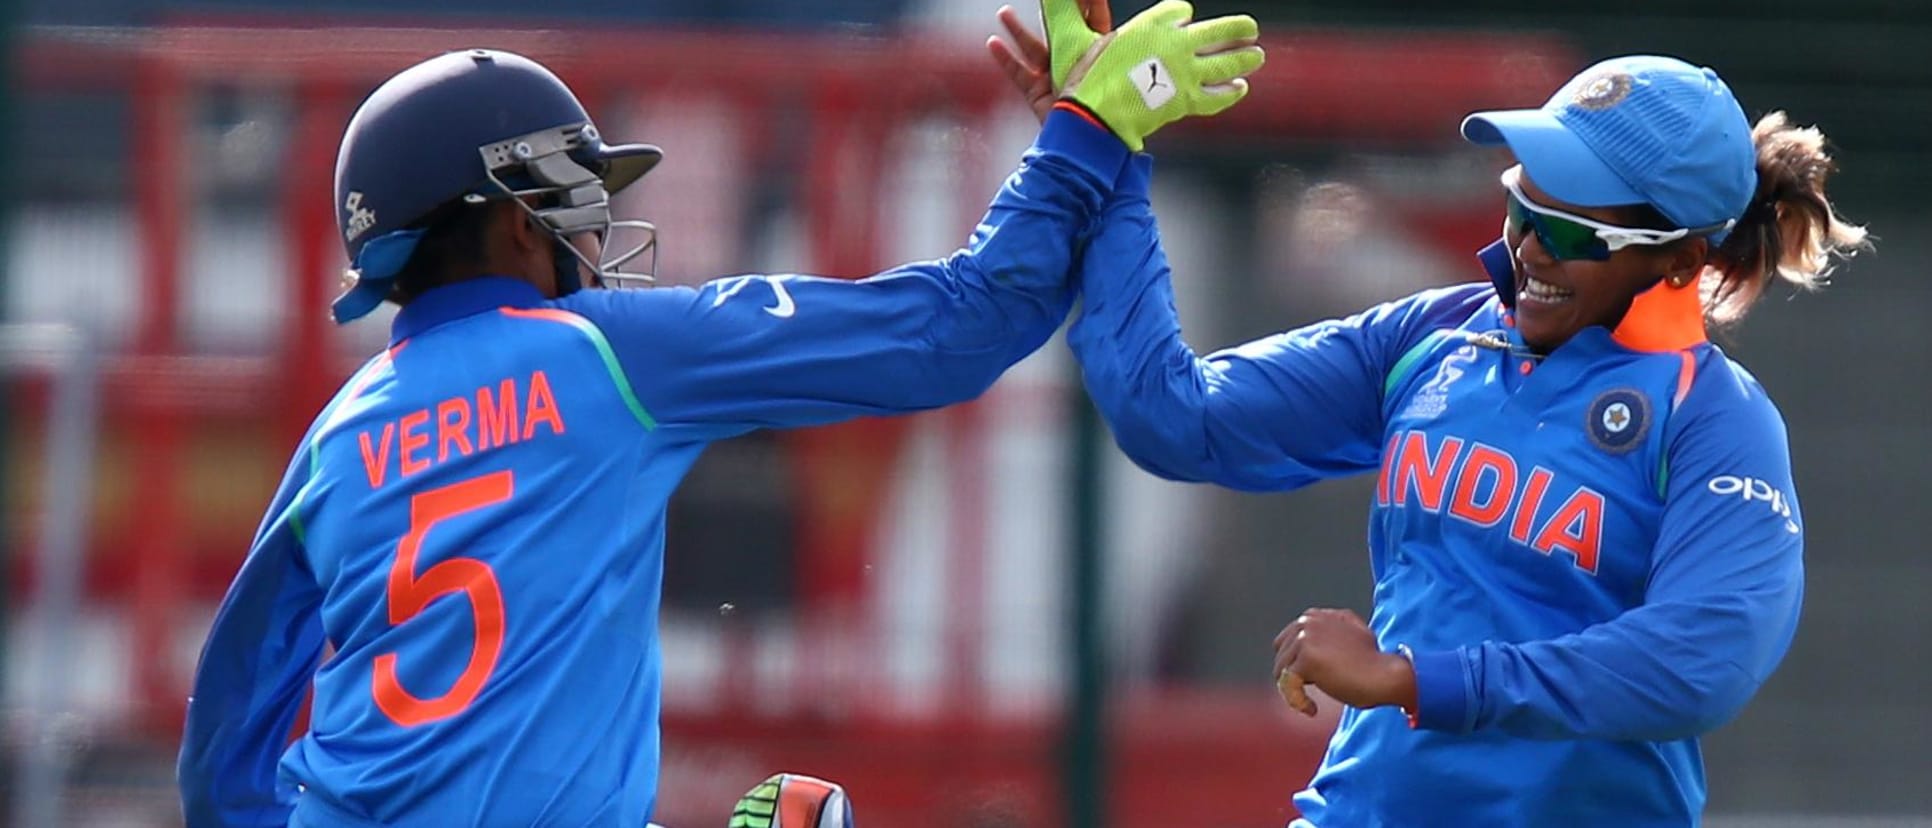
[{"xmin": 176, "ymin": 6, "xmax": 1263, "ymax": 827}]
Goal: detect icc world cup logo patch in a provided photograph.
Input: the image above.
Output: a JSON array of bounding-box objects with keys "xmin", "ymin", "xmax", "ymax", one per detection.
[{"xmin": 1586, "ymin": 387, "xmax": 1650, "ymax": 454}]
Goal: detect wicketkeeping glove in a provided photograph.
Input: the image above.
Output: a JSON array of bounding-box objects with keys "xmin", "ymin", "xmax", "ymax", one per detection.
[
  {"xmin": 728, "ymin": 773, "xmax": 854, "ymax": 828},
  {"xmin": 1043, "ymin": 0, "xmax": 1264, "ymax": 151}
]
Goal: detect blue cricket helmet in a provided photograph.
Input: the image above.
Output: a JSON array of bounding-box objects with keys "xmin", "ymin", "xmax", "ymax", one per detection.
[{"xmin": 331, "ymin": 48, "xmax": 663, "ymax": 323}]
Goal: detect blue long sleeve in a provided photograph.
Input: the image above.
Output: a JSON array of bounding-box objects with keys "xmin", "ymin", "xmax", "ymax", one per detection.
[
  {"xmin": 565, "ymin": 107, "xmax": 1128, "ymax": 439},
  {"xmin": 178, "ymin": 449, "xmax": 327, "ymax": 827},
  {"xmin": 1066, "ymin": 154, "xmax": 1489, "ymax": 491},
  {"xmin": 1410, "ymin": 357, "xmax": 1805, "ymax": 741}
]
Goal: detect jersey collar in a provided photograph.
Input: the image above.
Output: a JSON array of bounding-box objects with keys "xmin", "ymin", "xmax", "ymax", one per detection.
[
  {"xmin": 1609, "ymin": 278, "xmax": 1707, "ymax": 352},
  {"xmin": 1479, "ymin": 237, "xmax": 1707, "ymax": 353},
  {"xmin": 390, "ymin": 276, "xmax": 547, "ymax": 346},
  {"xmin": 1479, "ymin": 237, "xmax": 1516, "ymax": 306}
]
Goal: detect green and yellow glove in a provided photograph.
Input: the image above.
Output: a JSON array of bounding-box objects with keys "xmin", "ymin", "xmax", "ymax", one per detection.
[{"xmin": 1043, "ymin": 0, "xmax": 1264, "ymax": 151}]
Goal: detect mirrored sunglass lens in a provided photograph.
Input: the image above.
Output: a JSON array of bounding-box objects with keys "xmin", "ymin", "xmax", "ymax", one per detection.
[
  {"xmin": 1508, "ymin": 194, "xmax": 1609, "ymax": 261},
  {"xmin": 1505, "ymin": 196, "xmax": 1527, "ymax": 239},
  {"xmin": 1537, "ymin": 212, "xmax": 1610, "ymax": 260}
]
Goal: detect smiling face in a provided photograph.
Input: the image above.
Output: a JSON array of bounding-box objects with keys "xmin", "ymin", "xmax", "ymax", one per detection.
[{"xmin": 1505, "ymin": 170, "xmax": 1709, "ymax": 352}]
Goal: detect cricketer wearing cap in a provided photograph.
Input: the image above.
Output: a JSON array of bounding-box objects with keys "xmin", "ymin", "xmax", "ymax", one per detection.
[{"xmin": 1066, "ymin": 54, "xmax": 1866, "ymax": 825}]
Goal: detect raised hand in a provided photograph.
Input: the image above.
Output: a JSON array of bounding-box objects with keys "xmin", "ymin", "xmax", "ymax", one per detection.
[
  {"xmin": 1045, "ymin": 0, "xmax": 1265, "ymax": 151},
  {"xmin": 987, "ymin": 0, "xmax": 1112, "ymax": 123}
]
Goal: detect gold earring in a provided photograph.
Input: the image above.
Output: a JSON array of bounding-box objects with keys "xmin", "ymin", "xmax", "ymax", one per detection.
[{"xmin": 1667, "ymin": 273, "xmax": 1696, "ymax": 288}]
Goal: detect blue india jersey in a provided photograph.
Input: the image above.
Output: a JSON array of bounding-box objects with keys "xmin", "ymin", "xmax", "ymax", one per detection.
[
  {"xmin": 177, "ymin": 108, "xmax": 1130, "ymax": 827},
  {"xmin": 1068, "ymin": 155, "xmax": 1805, "ymax": 826}
]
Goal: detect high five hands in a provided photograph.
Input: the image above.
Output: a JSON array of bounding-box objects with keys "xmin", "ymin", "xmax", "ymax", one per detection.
[{"xmin": 987, "ymin": 0, "xmax": 1264, "ymax": 148}]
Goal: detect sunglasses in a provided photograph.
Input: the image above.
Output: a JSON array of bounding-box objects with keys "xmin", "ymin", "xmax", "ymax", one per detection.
[{"xmin": 1500, "ymin": 166, "xmax": 1732, "ymax": 261}]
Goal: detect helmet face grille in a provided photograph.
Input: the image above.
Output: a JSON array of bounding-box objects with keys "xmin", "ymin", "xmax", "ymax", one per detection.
[
  {"xmin": 598, "ymin": 220, "xmax": 659, "ymax": 289},
  {"xmin": 476, "ymin": 123, "xmax": 658, "ymax": 291},
  {"xmin": 479, "ymin": 123, "xmax": 590, "ymax": 178}
]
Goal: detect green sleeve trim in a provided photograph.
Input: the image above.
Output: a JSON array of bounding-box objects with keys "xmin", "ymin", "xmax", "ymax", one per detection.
[
  {"xmin": 501, "ymin": 308, "xmax": 658, "ymax": 431},
  {"xmin": 284, "ymin": 349, "xmax": 396, "ymax": 547},
  {"xmin": 285, "ymin": 496, "xmax": 308, "ymax": 545},
  {"xmin": 287, "ymin": 442, "xmax": 320, "ymax": 545},
  {"xmin": 1383, "ymin": 331, "xmax": 1445, "ymax": 398}
]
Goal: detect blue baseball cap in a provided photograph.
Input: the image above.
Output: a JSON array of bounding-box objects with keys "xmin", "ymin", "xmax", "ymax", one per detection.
[{"xmin": 1461, "ymin": 55, "xmax": 1756, "ymax": 243}]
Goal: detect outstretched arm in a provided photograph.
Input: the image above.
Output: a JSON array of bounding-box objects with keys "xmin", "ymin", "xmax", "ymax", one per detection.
[
  {"xmin": 566, "ymin": 106, "xmax": 1124, "ymax": 439},
  {"xmin": 1067, "ymin": 155, "xmax": 1490, "ymax": 490},
  {"xmin": 567, "ymin": 0, "xmax": 1263, "ymax": 439}
]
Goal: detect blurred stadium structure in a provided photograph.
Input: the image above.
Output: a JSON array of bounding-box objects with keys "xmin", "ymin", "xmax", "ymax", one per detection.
[{"xmin": 3, "ymin": 1, "xmax": 1929, "ymax": 826}]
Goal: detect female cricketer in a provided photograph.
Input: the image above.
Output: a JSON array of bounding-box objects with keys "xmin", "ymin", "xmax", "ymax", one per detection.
[
  {"xmin": 1059, "ymin": 55, "xmax": 1868, "ymax": 824},
  {"xmin": 176, "ymin": 10, "xmax": 1264, "ymax": 826}
]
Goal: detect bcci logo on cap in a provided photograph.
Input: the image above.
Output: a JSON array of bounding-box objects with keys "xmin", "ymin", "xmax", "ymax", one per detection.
[
  {"xmin": 344, "ymin": 191, "xmax": 378, "ymax": 242},
  {"xmin": 1570, "ymin": 71, "xmax": 1634, "ymax": 111},
  {"xmin": 1586, "ymin": 387, "xmax": 1650, "ymax": 454}
]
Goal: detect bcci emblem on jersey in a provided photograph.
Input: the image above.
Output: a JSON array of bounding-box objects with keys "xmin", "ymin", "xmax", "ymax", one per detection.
[{"xmin": 1587, "ymin": 387, "xmax": 1651, "ymax": 454}]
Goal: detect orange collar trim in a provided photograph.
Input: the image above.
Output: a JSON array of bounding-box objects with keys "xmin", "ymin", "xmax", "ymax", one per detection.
[{"xmin": 1612, "ymin": 280, "xmax": 1708, "ymax": 352}]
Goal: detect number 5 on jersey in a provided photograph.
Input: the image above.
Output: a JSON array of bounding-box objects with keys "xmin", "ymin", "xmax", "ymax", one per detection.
[{"xmin": 373, "ymin": 470, "xmax": 513, "ymax": 726}]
